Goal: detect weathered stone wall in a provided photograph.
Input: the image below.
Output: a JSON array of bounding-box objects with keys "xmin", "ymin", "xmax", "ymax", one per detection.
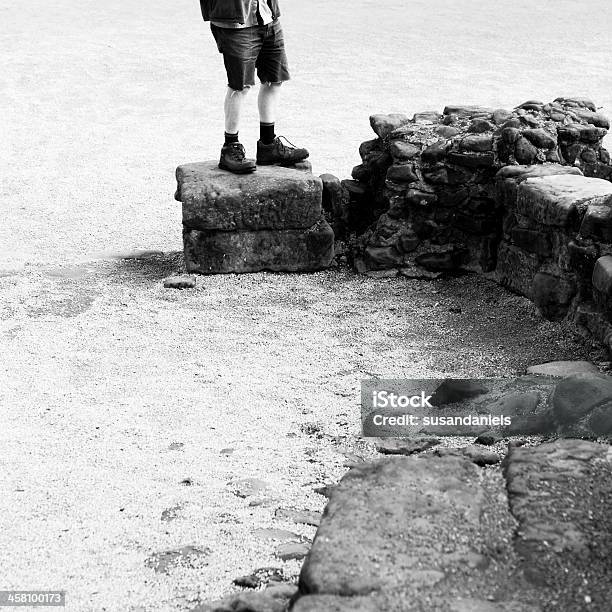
[
  {"xmin": 176, "ymin": 162, "xmax": 334, "ymax": 274},
  {"xmin": 496, "ymin": 167, "xmax": 612, "ymax": 320},
  {"xmin": 322, "ymin": 97, "xmax": 612, "ymax": 351}
]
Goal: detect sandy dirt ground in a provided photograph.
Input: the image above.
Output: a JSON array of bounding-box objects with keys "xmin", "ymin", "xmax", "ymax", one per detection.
[{"xmin": 1, "ymin": 1, "xmax": 612, "ymax": 610}]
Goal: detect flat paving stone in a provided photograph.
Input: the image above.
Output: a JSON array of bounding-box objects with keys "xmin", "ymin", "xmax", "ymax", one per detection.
[
  {"xmin": 503, "ymin": 439, "xmax": 612, "ymax": 609},
  {"xmin": 526, "ymin": 360, "xmax": 600, "ymax": 377},
  {"xmin": 296, "ymin": 454, "xmax": 541, "ymax": 611}
]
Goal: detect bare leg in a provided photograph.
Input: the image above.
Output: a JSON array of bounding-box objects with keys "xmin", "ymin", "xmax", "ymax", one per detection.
[
  {"xmin": 257, "ymin": 82, "xmax": 282, "ymax": 124},
  {"xmin": 224, "ymin": 86, "xmax": 250, "ymax": 134},
  {"xmin": 255, "ymin": 81, "xmax": 308, "ymax": 165},
  {"xmin": 219, "ymin": 86, "xmax": 256, "ymax": 173}
]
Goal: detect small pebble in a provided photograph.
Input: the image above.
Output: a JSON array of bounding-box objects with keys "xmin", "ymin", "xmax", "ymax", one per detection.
[
  {"xmin": 275, "ymin": 542, "xmax": 310, "ymax": 561},
  {"xmin": 275, "ymin": 508, "xmax": 322, "ymax": 526},
  {"xmin": 163, "ymin": 274, "xmax": 196, "ymax": 289}
]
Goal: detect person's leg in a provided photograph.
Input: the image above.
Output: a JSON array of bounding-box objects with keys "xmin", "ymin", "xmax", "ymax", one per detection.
[
  {"xmin": 224, "ymin": 86, "xmax": 250, "ymax": 141},
  {"xmin": 257, "ymin": 82, "xmax": 281, "ymax": 144},
  {"xmin": 255, "ymin": 22, "xmax": 308, "ymax": 165},
  {"xmin": 210, "ymin": 24, "xmax": 261, "ymax": 173},
  {"xmin": 219, "ymin": 85, "xmax": 256, "ymax": 173}
]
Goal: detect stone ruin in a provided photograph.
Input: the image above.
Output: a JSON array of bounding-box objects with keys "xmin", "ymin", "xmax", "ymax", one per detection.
[
  {"xmin": 173, "ymin": 97, "xmax": 612, "ymax": 354},
  {"xmin": 320, "ymin": 97, "xmax": 612, "ymax": 352},
  {"xmin": 174, "ymin": 103, "xmax": 612, "ymax": 612}
]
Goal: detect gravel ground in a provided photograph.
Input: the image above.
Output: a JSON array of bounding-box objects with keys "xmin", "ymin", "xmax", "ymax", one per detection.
[
  {"xmin": 2, "ymin": 1, "xmax": 612, "ymax": 610},
  {"xmin": 0, "ymin": 257, "xmax": 605, "ymax": 611}
]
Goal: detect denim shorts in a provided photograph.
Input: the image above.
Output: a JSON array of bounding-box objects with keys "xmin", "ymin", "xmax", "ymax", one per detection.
[{"xmin": 210, "ymin": 21, "xmax": 290, "ymax": 91}]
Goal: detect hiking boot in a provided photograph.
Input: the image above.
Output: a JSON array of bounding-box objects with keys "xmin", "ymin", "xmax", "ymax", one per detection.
[
  {"xmin": 256, "ymin": 136, "xmax": 309, "ymax": 166},
  {"xmin": 219, "ymin": 142, "xmax": 256, "ymax": 174}
]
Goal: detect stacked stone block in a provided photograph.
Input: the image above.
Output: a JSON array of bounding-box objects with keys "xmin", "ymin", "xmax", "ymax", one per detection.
[
  {"xmin": 496, "ymin": 167, "xmax": 612, "ymax": 320},
  {"xmin": 334, "ymin": 97, "xmax": 612, "ymax": 277},
  {"xmin": 175, "ymin": 162, "xmax": 334, "ymax": 274}
]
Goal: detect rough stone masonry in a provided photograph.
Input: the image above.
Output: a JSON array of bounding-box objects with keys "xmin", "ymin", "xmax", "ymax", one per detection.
[
  {"xmin": 175, "ymin": 162, "xmax": 334, "ymax": 274},
  {"xmin": 321, "ymin": 97, "xmax": 612, "ymax": 353}
]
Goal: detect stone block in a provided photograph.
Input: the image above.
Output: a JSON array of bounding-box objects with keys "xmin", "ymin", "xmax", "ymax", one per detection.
[
  {"xmin": 579, "ymin": 125, "xmax": 606, "ymax": 144},
  {"xmin": 359, "ymin": 138, "xmax": 381, "ymax": 162},
  {"xmin": 516, "ymin": 175, "xmax": 612, "ymax": 228},
  {"xmin": 176, "ymin": 161, "xmax": 322, "ymax": 231},
  {"xmin": 404, "ymin": 189, "xmax": 438, "ymax": 207},
  {"xmin": 495, "ymin": 164, "xmax": 583, "ymax": 182},
  {"xmin": 389, "ymin": 140, "xmax": 421, "ymax": 161},
  {"xmin": 298, "ymin": 455, "xmax": 486, "ymax": 596},
  {"xmin": 495, "ymin": 242, "xmax": 539, "ymax": 298},
  {"xmin": 492, "ymin": 108, "xmax": 514, "ymax": 125},
  {"xmin": 413, "ymin": 110, "xmax": 442, "ymax": 123},
  {"xmin": 522, "ymin": 128, "xmax": 557, "ymax": 149},
  {"xmin": 510, "ymin": 227, "xmax": 552, "ymax": 257},
  {"xmin": 592, "ymin": 255, "xmax": 612, "ymax": 315},
  {"xmin": 568, "ymin": 238, "xmax": 599, "ymax": 282},
  {"xmin": 560, "ymin": 142, "xmax": 584, "ymax": 165},
  {"xmin": 459, "ymin": 134, "xmax": 493, "ymax": 152},
  {"xmin": 554, "ymin": 96, "xmax": 597, "ymax": 112},
  {"xmin": 319, "ymin": 174, "xmax": 344, "ymax": 217},
  {"xmin": 514, "ymin": 136, "xmax": 539, "ymax": 164},
  {"xmin": 368, "ymin": 213, "xmax": 420, "ymax": 253},
  {"xmin": 550, "ymin": 373, "xmax": 612, "ymax": 425},
  {"xmin": 443, "ymin": 104, "xmax": 494, "ymax": 117},
  {"xmin": 364, "ymin": 246, "xmax": 405, "ymax": 269},
  {"xmin": 183, "ymin": 217, "xmax": 334, "ymax": 274},
  {"xmin": 592, "ymin": 255, "xmax": 612, "ymax": 295},
  {"xmin": 583, "ymin": 160, "xmax": 612, "ymax": 181},
  {"xmin": 421, "ymin": 140, "xmax": 449, "ymax": 164},
  {"xmin": 351, "ymin": 163, "xmax": 371, "ymax": 182},
  {"xmin": 467, "ymin": 119, "xmax": 495, "ymax": 133},
  {"xmin": 386, "ymin": 164, "xmax": 418, "ymax": 183},
  {"xmin": 320, "ymin": 173, "xmax": 348, "ymax": 239},
  {"xmin": 589, "ymin": 405, "xmax": 612, "ymax": 435},
  {"xmin": 518, "ymin": 99, "xmax": 544, "ymax": 111},
  {"xmin": 435, "ymin": 125, "xmax": 460, "ymax": 138},
  {"xmin": 557, "ymin": 124, "xmax": 581, "ymax": 143},
  {"xmin": 531, "ymin": 271, "xmax": 577, "ymax": 320},
  {"xmin": 495, "ymin": 164, "xmax": 583, "ymax": 210},
  {"xmin": 579, "ymin": 196, "xmax": 612, "ymax": 241},
  {"xmin": 574, "ymin": 302, "xmax": 612, "ymax": 343},
  {"xmin": 501, "ymin": 127, "xmax": 521, "ymax": 144},
  {"xmin": 573, "ymin": 108, "xmax": 610, "ymax": 129},
  {"xmin": 369, "ymin": 113, "xmax": 410, "ymax": 138},
  {"xmin": 504, "ymin": 439, "xmax": 612, "ymax": 594}
]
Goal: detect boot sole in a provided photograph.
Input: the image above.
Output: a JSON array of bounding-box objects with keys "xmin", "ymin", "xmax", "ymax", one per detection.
[
  {"xmin": 256, "ymin": 156, "xmax": 310, "ymax": 167},
  {"xmin": 218, "ymin": 162, "xmax": 257, "ymax": 174}
]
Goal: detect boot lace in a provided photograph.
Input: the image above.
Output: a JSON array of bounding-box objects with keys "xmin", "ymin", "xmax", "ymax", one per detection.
[
  {"xmin": 275, "ymin": 135, "xmax": 298, "ymax": 152},
  {"xmin": 226, "ymin": 142, "xmax": 246, "ymax": 160}
]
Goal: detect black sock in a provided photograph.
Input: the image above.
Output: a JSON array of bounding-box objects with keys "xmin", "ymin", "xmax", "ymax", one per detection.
[
  {"xmin": 225, "ymin": 132, "xmax": 239, "ymax": 145},
  {"xmin": 260, "ymin": 122, "xmax": 276, "ymax": 145}
]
